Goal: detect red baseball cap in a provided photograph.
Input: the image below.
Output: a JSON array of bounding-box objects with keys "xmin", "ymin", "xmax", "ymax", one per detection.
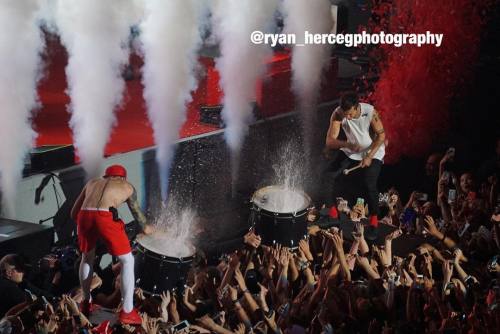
[
  {"xmin": 104, "ymin": 164, "xmax": 127, "ymax": 178},
  {"xmin": 328, "ymin": 206, "xmax": 339, "ymax": 219}
]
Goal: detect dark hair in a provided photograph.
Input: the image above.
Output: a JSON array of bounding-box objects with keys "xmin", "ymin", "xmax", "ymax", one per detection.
[
  {"xmin": 0, "ymin": 254, "xmax": 25, "ymax": 277},
  {"xmin": 340, "ymin": 92, "xmax": 359, "ymax": 111}
]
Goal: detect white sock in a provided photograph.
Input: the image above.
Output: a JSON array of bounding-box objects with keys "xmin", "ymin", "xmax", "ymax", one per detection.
[
  {"xmin": 117, "ymin": 252, "xmax": 135, "ymax": 313},
  {"xmin": 79, "ymin": 250, "xmax": 95, "ymax": 302}
]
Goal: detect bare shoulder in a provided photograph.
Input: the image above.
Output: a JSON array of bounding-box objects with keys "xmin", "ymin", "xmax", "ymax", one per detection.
[
  {"xmin": 331, "ymin": 107, "xmax": 343, "ymax": 122},
  {"xmin": 84, "ymin": 178, "xmax": 99, "ymax": 191},
  {"xmin": 371, "ymin": 109, "xmax": 382, "ymax": 122},
  {"xmin": 124, "ymin": 181, "xmax": 135, "ymax": 197}
]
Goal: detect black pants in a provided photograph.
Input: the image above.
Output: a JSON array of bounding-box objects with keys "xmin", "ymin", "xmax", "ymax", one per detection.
[{"xmin": 327, "ymin": 151, "xmax": 382, "ymax": 217}]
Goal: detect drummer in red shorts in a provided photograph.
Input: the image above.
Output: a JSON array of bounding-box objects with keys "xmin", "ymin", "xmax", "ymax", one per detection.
[{"xmin": 70, "ymin": 164, "xmax": 153, "ymax": 324}]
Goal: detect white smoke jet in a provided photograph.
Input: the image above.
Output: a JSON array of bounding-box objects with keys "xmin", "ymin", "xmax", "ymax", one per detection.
[
  {"xmin": 140, "ymin": 0, "xmax": 204, "ymax": 201},
  {"xmin": 282, "ymin": 0, "xmax": 333, "ymax": 153},
  {"xmin": 0, "ymin": 0, "xmax": 44, "ymax": 216},
  {"xmin": 55, "ymin": 0, "xmax": 140, "ymax": 177},
  {"xmin": 211, "ymin": 0, "xmax": 278, "ymax": 153}
]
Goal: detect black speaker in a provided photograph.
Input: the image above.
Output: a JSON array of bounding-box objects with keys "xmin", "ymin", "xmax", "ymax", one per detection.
[
  {"xmin": 24, "ymin": 145, "xmax": 75, "ymax": 175},
  {"xmin": 200, "ymin": 105, "xmax": 224, "ymax": 126},
  {"xmin": 0, "ymin": 218, "xmax": 54, "ymax": 265},
  {"xmin": 199, "ymin": 103, "xmax": 260, "ymax": 126}
]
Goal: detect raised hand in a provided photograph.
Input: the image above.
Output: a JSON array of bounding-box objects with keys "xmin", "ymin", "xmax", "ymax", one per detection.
[
  {"xmin": 135, "ymin": 287, "xmax": 146, "ymax": 301},
  {"xmin": 331, "ymin": 233, "xmax": 344, "ymax": 253},
  {"xmin": 423, "ymin": 216, "xmax": 440, "ymax": 237},
  {"xmin": 160, "ymin": 291, "xmax": 170, "ymax": 322},
  {"xmin": 386, "ymin": 229, "xmax": 402, "ymax": 241},
  {"xmin": 299, "ymin": 239, "xmax": 314, "ymax": 261},
  {"xmin": 453, "ymin": 248, "xmax": 466, "ymax": 265},
  {"xmin": 197, "ymin": 314, "xmax": 217, "ymax": 331},
  {"xmin": 257, "ymin": 282, "xmax": 268, "ymax": 300},
  {"xmin": 244, "ymin": 230, "xmax": 262, "ymax": 248},
  {"xmin": 442, "ymin": 260, "xmax": 454, "ymax": 284},
  {"xmin": 234, "ymin": 323, "xmax": 245, "ymax": 334},
  {"xmin": 63, "ymin": 295, "xmax": 80, "ymax": 316}
]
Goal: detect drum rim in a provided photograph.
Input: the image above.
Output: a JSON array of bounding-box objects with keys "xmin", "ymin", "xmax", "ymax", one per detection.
[
  {"xmin": 135, "ymin": 241, "xmax": 194, "ymax": 263},
  {"xmin": 252, "ymin": 204, "xmax": 309, "ymax": 218},
  {"xmin": 251, "ymin": 185, "xmax": 312, "ymax": 214}
]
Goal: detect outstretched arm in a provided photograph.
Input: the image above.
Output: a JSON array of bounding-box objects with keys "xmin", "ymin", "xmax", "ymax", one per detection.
[{"xmin": 126, "ymin": 186, "xmax": 151, "ymax": 234}]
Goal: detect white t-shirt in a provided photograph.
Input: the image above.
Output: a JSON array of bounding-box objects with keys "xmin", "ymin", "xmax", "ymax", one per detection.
[{"xmin": 337, "ymin": 102, "xmax": 385, "ymax": 161}]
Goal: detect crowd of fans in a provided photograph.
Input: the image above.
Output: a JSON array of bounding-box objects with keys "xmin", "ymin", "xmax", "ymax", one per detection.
[{"xmin": 0, "ymin": 138, "xmax": 499, "ymax": 334}]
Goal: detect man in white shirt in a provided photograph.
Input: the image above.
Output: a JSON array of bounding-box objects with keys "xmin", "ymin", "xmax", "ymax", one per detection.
[{"xmin": 324, "ymin": 92, "xmax": 386, "ymax": 228}]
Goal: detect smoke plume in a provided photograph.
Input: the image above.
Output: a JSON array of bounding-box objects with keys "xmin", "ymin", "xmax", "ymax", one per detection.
[
  {"xmin": 55, "ymin": 0, "xmax": 140, "ymax": 177},
  {"xmin": 140, "ymin": 0, "xmax": 204, "ymax": 201},
  {"xmin": 0, "ymin": 0, "xmax": 44, "ymax": 215},
  {"xmin": 282, "ymin": 0, "xmax": 332, "ymax": 153},
  {"xmin": 211, "ymin": 0, "xmax": 278, "ymax": 153}
]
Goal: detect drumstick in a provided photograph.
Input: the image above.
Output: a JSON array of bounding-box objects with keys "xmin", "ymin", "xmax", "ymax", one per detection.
[{"xmin": 343, "ymin": 163, "xmax": 362, "ymax": 175}]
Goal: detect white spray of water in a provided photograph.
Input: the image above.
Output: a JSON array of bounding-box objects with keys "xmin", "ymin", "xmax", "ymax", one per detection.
[
  {"xmin": 55, "ymin": 0, "xmax": 140, "ymax": 178},
  {"xmin": 282, "ymin": 0, "xmax": 332, "ymax": 153},
  {"xmin": 271, "ymin": 141, "xmax": 303, "ymax": 190},
  {"xmin": 0, "ymin": 0, "xmax": 44, "ymax": 216},
  {"xmin": 140, "ymin": 0, "xmax": 204, "ymax": 201},
  {"xmin": 139, "ymin": 200, "xmax": 197, "ymax": 258},
  {"xmin": 267, "ymin": 141, "xmax": 308, "ymax": 212},
  {"xmin": 211, "ymin": 0, "xmax": 278, "ymax": 153}
]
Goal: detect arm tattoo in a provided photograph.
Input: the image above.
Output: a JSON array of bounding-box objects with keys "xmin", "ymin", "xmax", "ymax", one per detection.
[{"xmin": 127, "ymin": 188, "xmax": 148, "ymax": 229}]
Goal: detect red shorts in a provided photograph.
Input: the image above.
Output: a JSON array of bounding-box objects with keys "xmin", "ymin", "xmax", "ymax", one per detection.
[{"xmin": 76, "ymin": 210, "xmax": 131, "ymax": 256}]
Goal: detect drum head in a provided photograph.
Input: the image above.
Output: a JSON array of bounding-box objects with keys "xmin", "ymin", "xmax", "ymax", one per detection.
[
  {"xmin": 137, "ymin": 233, "xmax": 194, "ymax": 259},
  {"xmin": 251, "ymin": 185, "xmax": 311, "ymax": 214}
]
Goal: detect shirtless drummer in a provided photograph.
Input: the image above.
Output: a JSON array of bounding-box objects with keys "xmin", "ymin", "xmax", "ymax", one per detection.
[{"xmin": 70, "ymin": 164, "xmax": 153, "ymax": 324}]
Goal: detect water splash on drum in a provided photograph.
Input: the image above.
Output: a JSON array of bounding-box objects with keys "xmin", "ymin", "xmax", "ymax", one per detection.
[
  {"xmin": 271, "ymin": 141, "xmax": 304, "ymax": 189},
  {"xmin": 141, "ymin": 200, "xmax": 196, "ymax": 258},
  {"xmin": 267, "ymin": 141, "xmax": 308, "ymax": 212}
]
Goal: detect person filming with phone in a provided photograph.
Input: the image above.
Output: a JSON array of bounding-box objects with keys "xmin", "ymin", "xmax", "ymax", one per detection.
[{"xmin": 324, "ymin": 92, "xmax": 387, "ymax": 229}]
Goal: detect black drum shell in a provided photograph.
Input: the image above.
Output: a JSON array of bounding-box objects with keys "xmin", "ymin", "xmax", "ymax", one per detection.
[
  {"xmin": 134, "ymin": 242, "xmax": 193, "ymax": 295},
  {"xmin": 252, "ymin": 204, "xmax": 308, "ymax": 248}
]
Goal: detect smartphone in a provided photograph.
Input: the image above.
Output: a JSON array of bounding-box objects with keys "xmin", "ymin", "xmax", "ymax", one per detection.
[
  {"xmin": 448, "ymin": 189, "xmax": 457, "ymax": 204},
  {"xmin": 442, "ymin": 171, "xmax": 450, "ymax": 183},
  {"xmin": 172, "ymin": 320, "xmax": 190, "ymax": 332},
  {"xmin": 417, "ymin": 193, "xmax": 428, "ymax": 201},
  {"xmin": 356, "ymin": 198, "xmax": 365, "ymax": 206}
]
